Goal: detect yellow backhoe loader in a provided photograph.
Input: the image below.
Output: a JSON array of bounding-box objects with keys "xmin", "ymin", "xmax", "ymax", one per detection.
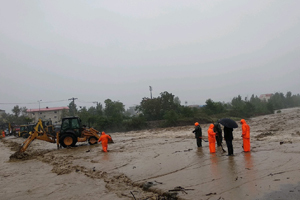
[
  {"xmin": 19, "ymin": 116, "xmax": 111, "ymax": 153},
  {"xmin": 19, "ymin": 124, "xmax": 35, "ymax": 138}
]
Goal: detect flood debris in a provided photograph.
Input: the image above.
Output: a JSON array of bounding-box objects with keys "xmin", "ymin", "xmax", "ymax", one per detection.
[
  {"xmin": 130, "ymin": 191, "xmax": 137, "ymax": 200},
  {"xmin": 172, "ymin": 151, "xmax": 181, "ymax": 154},
  {"xmin": 206, "ymin": 192, "xmax": 217, "ymax": 196},
  {"xmin": 158, "ymin": 192, "xmax": 178, "ymax": 200},
  {"xmin": 280, "ymin": 141, "xmax": 292, "ymax": 145},
  {"xmin": 183, "ymin": 148, "xmax": 193, "ymax": 152},
  {"xmin": 143, "ymin": 182, "xmax": 154, "ymax": 190},
  {"xmin": 168, "ymin": 186, "xmax": 194, "ymax": 194},
  {"xmin": 142, "ymin": 180, "xmax": 163, "ymax": 190},
  {"xmin": 268, "ymin": 172, "xmax": 285, "ymax": 176},
  {"xmin": 255, "ymin": 132, "xmax": 274, "ymax": 139}
]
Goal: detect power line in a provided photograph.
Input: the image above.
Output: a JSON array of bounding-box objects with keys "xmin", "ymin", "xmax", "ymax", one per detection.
[
  {"xmin": 77, "ymin": 100, "xmax": 99, "ymax": 104},
  {"xmin": 0, "ymin": 102, "xmax": 37, "ymax": 105},
  {"xmin": 0, "ymin": 99, "xmax": 69, "ymax": 105},
  {"xmin": 41, "ymin": 99, "xmax": 69, "ymax": 103}
]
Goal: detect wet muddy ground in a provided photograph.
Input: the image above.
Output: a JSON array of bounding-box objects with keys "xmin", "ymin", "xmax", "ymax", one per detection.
[{"xmin": 1, "ymin": 107, "xmax": 300, "ymax": 200}]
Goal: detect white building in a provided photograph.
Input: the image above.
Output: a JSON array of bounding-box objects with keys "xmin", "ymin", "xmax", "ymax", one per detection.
[
  {"xmin": 27, "ymin": 107, "xmax": 69, "ymax": 124},
  {"xmin": 259, "ymin": 94, "xmax": 273, "ymax": 102}
]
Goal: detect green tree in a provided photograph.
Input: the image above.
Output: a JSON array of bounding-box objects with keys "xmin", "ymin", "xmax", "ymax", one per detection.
[
  {"xmin": 204, "ymin": 99, "xmax": 226, "ymax": 115},
  {"xmin": 78, "ymin": 106, "xmax": 90, "ymax": 126},
  {"xmin": 163, "ymin": 110, "xmax": 179, "ymax": 126},
  {"xmin": 104, "ymin": 99, "xmax": 125, "ymax": 118},
  {"xmin": 103, "ymin": 99, "xmax": 125, "ymax": 130},
  {"xmin": 137, "ymin": 91, "xmax": 182, "ymax": 121},
  {"xmin": 285, "ymin": 91, "xmax": 293, "ymax": 108},
  {"xmin": 174, "ymin": 96, "xmax": 181, "ymax": 105},
  {"xmin": 137, "ymin": 97, "xmax": 162, "ymax": 120},
  {"xmin": 95, "ymin": 102, "xmax": 103, "ymax": 116},
  {"xmin": 68, "ymin": 101, "xmax": 78, "ymax": 116},
  {"xmin": 269, "ymin": 92, "xmax": 285, "ymax": 110},
  {"xmin": 12, "ymin": 105, "xmax": 21, "ymax": 117}
]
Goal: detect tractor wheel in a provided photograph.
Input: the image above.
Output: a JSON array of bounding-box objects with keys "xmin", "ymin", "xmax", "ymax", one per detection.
[
  {"xmin": 88, "ymin": 136, "xmax": 98, "ymax": 145},
  {"xmin": 60, "ymin": 134, "xmax": 77, "ymax": 148}
]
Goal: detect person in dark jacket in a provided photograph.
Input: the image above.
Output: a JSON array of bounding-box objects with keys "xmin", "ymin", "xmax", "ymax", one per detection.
[
  {"xmin": 192, "ymin": 122, "xmax": 202, "ymax": 147},
  {"xmin": 224, "ymin": 126, "xmax": 234, "ymax": 156},
  {"xmin": 214, "ymin": 122, "xmax": 223, "ymax": 147}
]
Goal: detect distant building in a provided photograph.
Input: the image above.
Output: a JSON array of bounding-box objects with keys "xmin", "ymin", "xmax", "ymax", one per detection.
[
  {"xmin": 27, "ymin": 107, "xmax": 69, "ymax": 124},
  {"xmin": 188, "ymin": 105, "xmax": 203, "ymax": 108},
  {"xmin": 259, "ymin": 94, "xmax": 273, "ymax": 102},
  {"xmin": 0, "ymin": 109, "xmax": 5, "ymax": 119},
  {"xmin": 126, "ymin": 106, "xmax": 139, "ymax": 116}
]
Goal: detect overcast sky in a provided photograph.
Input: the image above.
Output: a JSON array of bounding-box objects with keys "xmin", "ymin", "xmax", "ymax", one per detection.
[{"xmin": 1, "ymin": 0, "xmax": 300, "ymax": 113}]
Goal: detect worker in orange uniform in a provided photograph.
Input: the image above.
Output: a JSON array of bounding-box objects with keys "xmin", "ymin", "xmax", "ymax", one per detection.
[
  {"xmin": 241, "ymin": 119, "xmax": 250, "ymax": 152},
  {"xmin": 207, "ymin": 124, "xmax": 216, "ymax": 153},
  {"xmin": 98, "ymin": 131, "xmax": 112, "ymax": 152},
  {"xmin": 2, "ymin": 130, "xmax": 5, "ymax": 138}
]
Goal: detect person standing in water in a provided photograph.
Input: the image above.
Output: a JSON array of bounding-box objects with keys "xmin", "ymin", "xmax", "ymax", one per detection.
[
  {"xmin": 98, "ymin": 131, "xmax": 112, "ymax": 152},
  {"xmin": 241, "ymin": 119, "xmax": 250, "ymax": 152},
  {"xmin": 192, "ymin": 122, "xmax": 202, "ymax": 147},
  {"xmin": 214, "ymin": 121, "xmax": 223, "ymax": 147},
  {"xmin": 224, "ymin": 126, "xmax": 234, "ymax": 156},
  {"xmin": 207, "ymin": 124, "xmax": 216, "ymax": 153}
]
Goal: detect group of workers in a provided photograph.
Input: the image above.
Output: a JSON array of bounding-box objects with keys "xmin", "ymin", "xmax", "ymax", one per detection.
[
  {"xmin": 193, "ymin": 119, "xmax": 250, "ymax": 156},
  {"xmin": 59, "ymin": 120, "xmax": 249, "ymax": 154}
]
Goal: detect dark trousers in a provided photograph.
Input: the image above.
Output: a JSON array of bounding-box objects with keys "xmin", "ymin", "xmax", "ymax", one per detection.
[
  {"xmin": 216, "ymin": 135, "xmax": 222, "ymax": 146},
  {"xmin": 225, "ymin": 139, "xmax": 233, "ymax": 155},
  {"xmin": 196, "ymin": 138, "xmax": 202, "ymax": 147}
]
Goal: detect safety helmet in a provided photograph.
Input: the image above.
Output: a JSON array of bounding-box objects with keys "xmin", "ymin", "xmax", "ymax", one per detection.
[{"xmin": 194, "ymin": 122, "xmax": 199, "ymax": 126}]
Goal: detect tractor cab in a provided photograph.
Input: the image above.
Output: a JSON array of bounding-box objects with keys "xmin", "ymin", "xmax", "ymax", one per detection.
[
  {"xmin": 60, "ymin": 117, "xmax": 82, "ymax": 137},
  {"xmin": 20, "ymin": 125, "xmax": 28, "ymax": 132}
]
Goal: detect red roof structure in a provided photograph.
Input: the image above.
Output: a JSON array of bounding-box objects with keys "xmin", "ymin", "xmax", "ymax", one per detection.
[{"xmin": 27, "ymin": 107, "xmax": 69, "ymax": 112}]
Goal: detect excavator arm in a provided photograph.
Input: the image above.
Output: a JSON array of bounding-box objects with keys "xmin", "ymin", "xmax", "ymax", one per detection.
[
  {"xmin": 19, "ymin": 119, "xmax": 58, "ymax": 153},
  {"xmin": 18, "ymin": 118, "xmax": 113, "ymax": 153}
]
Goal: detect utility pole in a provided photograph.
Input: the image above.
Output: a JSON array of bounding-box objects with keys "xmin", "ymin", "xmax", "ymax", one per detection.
[
  {"xmin": 38, "ymin": 100, "xmax": 42, "ymax": 121},
  {"xmin": 149, "ymin": 86, "xmax": 152, "ymax": 99},
  {"xmin": 68, "ymin": 97, "xmax": 78, "ymax": 116}
]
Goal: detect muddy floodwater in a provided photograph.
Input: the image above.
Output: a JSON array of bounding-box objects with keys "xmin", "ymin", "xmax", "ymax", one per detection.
[{"xmin": 1, "ymin": 107, "xmax": 300, "ymax": 200}]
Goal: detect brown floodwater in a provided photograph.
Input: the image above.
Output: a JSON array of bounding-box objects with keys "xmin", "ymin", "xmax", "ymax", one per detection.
[{"xmin": 1, "ymin": 107, "xmax": 300, "ymax": 200}]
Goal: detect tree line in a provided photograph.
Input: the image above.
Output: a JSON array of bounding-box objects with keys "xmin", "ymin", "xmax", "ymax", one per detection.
[{"xmin": 1, "ymin": 91, "xmax": 300, "ymax": 132}]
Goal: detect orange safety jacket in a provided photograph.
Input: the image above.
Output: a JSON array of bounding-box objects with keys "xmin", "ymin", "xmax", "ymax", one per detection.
[
  {"xmin": 207, "ymin": 124, "xmax": 216, "ymax": 143},
  {"xmin": 98, "ymin": 132, "xmax": 112, "ymax": 145},
  {"xmin": 241, "ymin": 119, "xmax": 250, "ymax": 139}
]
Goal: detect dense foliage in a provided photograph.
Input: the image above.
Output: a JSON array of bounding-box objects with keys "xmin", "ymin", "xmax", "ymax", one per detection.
[
  {"xmin": 0, "ymin": 105, "xmax": 32, "ymax": 125},
  {"xmin": 1, "ymin": 91, "xmax": 300, "ymax": 132}
]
